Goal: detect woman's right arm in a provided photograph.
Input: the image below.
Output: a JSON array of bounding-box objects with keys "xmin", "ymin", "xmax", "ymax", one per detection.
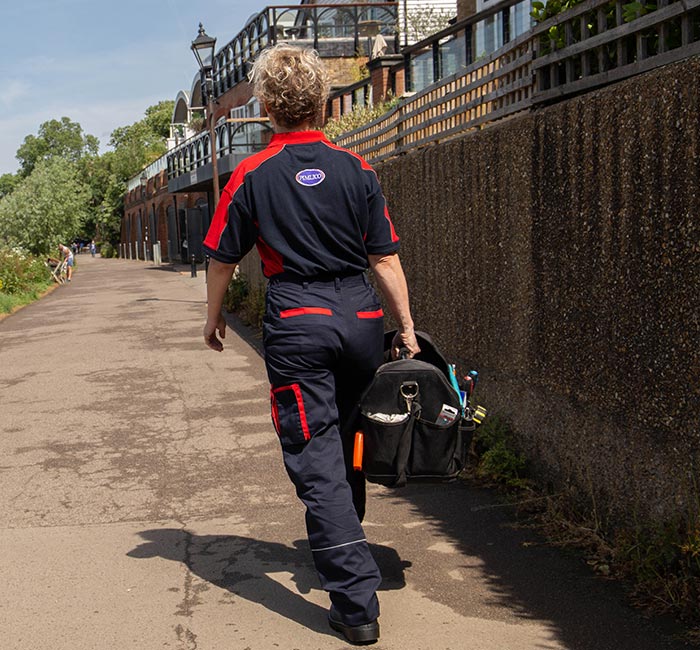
[{"xmin": 368, "ymin": 253, "xmax": 420, "ymax": 359}]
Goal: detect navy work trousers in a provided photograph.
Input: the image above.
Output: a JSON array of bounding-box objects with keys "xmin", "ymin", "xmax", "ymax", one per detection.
[{"xmin": 264, "ymin": 273, "xmax": 384, "ymax": 626}]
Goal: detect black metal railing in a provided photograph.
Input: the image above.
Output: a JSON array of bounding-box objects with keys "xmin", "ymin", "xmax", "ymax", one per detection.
[
  {"xmin": 166, "ymin": 119, "xmax": 274, "ymax": 179},
  {"xmin": 210, "ymin": 3, "xmax": 399, "ymax": 99}
]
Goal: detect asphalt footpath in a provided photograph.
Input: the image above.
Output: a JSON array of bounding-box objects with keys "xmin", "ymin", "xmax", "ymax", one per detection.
[{"xmin": 0, "ymin": 255, "xmax": 690, "ymax": 650}]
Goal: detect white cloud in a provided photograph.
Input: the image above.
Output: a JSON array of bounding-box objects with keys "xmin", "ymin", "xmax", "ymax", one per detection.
[{"xmin": 0, "ymin": 80, "xmax": 31, "ymax": 109}]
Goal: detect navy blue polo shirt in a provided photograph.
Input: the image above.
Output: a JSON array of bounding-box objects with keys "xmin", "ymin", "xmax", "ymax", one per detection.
[{"xmin": 203, "ymin": 130, "xmax": 400, "ymax": 278}]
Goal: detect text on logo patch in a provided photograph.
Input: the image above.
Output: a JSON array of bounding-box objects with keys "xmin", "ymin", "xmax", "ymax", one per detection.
[{"xmin": 295, "ymin": 169, "xmax": 326, "ymax": 186}]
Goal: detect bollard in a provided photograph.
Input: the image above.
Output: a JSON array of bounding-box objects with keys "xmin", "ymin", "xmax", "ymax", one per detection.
[{"xmin": 191, "ymin": 254, "xmax": 197, "ymax": 278}]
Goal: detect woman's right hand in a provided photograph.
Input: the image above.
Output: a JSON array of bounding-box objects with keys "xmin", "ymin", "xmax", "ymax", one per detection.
[{"xmin": 391, "ymin": 329, "xmax": 420, "ymax": 360}]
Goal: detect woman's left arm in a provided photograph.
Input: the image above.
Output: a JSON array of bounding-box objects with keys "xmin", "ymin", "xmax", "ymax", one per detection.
[{"xmin": 203, "ymin": 258, "xmax": 237, "ymax": 351}]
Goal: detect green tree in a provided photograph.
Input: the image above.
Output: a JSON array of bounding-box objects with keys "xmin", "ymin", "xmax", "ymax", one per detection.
[
  {"xmin": 144, "ymin": 100, "xmax": 175, "ymax": 140},
  {"xmin": 91, "ymin": 100, "xmax": 174, "ymax": 245},
  {"xmin": 16, "ymin": 117, "xmax": 99, "ymax": 178},
  {"xmin": 0, "ymin": 173, "xmax": 18, "ymax": 200},
  {"xmin": 79, "ymin": 150, "xmax": 126, "ymax": 245},
  {"xmin": 0, "ymin": 159, "xmax": 90, "ymax": 255},
  {"xmin": 406, "ymin": 6, "xmax": 453, "ymax": 43},
  {"xmin": 109, "ymin": 100, "xmax": 175, "ymax": 180}
]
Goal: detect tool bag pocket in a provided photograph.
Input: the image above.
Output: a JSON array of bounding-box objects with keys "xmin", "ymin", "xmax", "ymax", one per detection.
[
  {"xmin": 360, "ymin": 414, "xmax": 412, "ymax": 486},
  {"xmin": 409, "ymin": 418, "xmax": 460, "ymax": 478}
]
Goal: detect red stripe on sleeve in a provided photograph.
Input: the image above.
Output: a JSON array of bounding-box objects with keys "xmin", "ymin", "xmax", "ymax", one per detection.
[
  {"xmin": 384, "ymin": 205, "xmax": 399, "ymax": 243},
  {"xmin": 203, "ymin": 143, "xmax": 287, "ymax": 254},
  {"xmin": 203, "ymin": 182, "xmax": 236, "ymax": 252}
]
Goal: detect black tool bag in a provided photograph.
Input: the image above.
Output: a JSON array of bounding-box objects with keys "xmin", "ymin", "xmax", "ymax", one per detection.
[{"xmin": 358, "ymin": 331, "xmax": 476, "ymax": 487}]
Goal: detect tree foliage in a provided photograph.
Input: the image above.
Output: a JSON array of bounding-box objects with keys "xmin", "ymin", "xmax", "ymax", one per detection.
[
  {"xmin": 109, "ymin": 100, "xmax": 174, "ymax": 181},
  {"xmin": 0, "ymin": 159, "xmax": 90, "ymax": 256},
  {"xmin": 16, "ymin": 117, "xmax": 99, "ymax": 178},
  {"xmin": 1, "ymin": 100, "xmax": 174, "ymax": 249},
  {"xmin": 0, "ymin": 173, "xmax": 18, "ymax": 200},
  {"xmin": 406, "ymin": 6, "xmax": 453, "ymax": 43},
  {"xmin": 323, "ymin": 97, "xmax": 401, "ymax": 140}
]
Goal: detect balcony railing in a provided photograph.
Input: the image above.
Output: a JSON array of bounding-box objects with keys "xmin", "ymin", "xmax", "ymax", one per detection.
[
  {"xmin": 402, "ymin": 0, "xmax": 534, "ymax": 93},
  {"xmin": 159, "ymin": 2, "xmax": 398, "ymax": 188},
  {"xmin": 166, "ymin": 118, "xmax": 275, "ymax": 180},
  {"xmin": 209, "ymin": 3, "xmax": 399, "ymax": 100},
  {"xmin": 334, "ymin": 0, "xmax": 700, "ymax": 162},
  {"xmin": 127, "ymin": 156, "xmax": 168, "ymax": 192}
]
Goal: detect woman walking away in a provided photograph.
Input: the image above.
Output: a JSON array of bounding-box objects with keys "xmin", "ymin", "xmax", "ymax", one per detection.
[{"xmin": 201, "ymin": 44, "xmax": 419, "ymax": 645}]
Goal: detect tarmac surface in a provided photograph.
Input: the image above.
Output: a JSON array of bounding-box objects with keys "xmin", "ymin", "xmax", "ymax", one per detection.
[{"xmin": 0, "ymin": 255, "xmax": 691, "ymax": 650}]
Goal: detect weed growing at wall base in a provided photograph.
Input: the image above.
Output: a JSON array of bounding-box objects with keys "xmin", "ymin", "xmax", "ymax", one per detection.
[
  {"xmin": 471, "ymin": 414, "xmax": 529, "ymax": 489},
  {"xmin": 223, "ymin": 274, "xmax": 250, "ymax": 313},
  {"xmin": 614, "ymin": 518, "xmax": 700, "ymax": 626},
  {"xmin": 470, "ymin": 414, "xmax": 700, "ymax": 636}
]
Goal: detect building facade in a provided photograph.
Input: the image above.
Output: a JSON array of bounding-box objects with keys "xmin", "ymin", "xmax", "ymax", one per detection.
[{"xmin": 121, "ymin": 0, "xmax": 529, "ymax": 262}]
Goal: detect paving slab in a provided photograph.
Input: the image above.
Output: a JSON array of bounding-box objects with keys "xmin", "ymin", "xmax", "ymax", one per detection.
[{"xmin": 0, "ymin": 256, "xmax": 689, "ymax": 649}]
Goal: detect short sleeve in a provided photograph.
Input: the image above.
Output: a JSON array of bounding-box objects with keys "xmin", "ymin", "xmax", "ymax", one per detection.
[
  {"xmin": 363, "ymin": 170, "xmax": 400, "ymax": 256},
  {"xmin": 203, "ymin": 166, "xmax": 258, "ymax": 264}
]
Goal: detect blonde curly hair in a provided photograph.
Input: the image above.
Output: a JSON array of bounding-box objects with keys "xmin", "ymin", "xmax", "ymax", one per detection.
[{"xmin": 250, "ymin": 44, "xmax": 330, "ymax": 129}]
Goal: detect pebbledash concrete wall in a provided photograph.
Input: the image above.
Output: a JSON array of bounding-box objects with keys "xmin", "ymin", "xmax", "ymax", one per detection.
[{"xmin": 375, "ymin": 56, "xmax": 700, "ymax": 528}]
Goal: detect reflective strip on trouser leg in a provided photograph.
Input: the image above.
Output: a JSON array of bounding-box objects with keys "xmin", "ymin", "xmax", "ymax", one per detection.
[{"xmin": 282, "ymin": 426, "xmax": 381, "ymax": 626}]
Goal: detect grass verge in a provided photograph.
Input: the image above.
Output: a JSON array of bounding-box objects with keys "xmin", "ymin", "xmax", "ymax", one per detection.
[{"xmin": 0, "ymin": 281, "xmax": 57, "ymax": 318}]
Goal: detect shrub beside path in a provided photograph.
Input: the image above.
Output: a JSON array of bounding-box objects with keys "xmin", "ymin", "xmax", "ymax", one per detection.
[{"xmin": 0, "ymin": 256, "xmax": 689, "ymax": 649}]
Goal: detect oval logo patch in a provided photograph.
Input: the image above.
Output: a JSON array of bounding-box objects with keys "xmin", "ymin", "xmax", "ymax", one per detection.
[{"xmin": 295, "ymin": 169, "xmax": 325, "ymax": 187}]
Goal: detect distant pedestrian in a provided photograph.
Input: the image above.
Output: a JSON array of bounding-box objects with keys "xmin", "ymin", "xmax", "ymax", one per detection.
[
  {"xmin": 58, "ymin": 244, "xmax": 74, "ymax": 282},
  {"xmin": 90, "ymin": 240, "xmax": 96, "ymax": 257}
]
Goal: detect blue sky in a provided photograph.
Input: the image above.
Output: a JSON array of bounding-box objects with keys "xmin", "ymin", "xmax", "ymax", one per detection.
[{"xmin": 0, "ymin": 0, "xmax": 265, "ymax": 175}]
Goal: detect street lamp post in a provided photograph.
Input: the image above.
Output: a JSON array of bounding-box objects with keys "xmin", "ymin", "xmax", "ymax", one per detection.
[
  {"xmin": 191, "ymin": 23, "xmax": 220, "ymax": 204},
  {"xmin": 139, "ymin": 171, "xmax": 148, "ymax": 261}
]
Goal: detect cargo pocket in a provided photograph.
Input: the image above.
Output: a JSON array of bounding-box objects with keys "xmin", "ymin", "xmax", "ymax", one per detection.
[{"xmin": 270, "ymin": 384, "xmax": 311, "ymax": 446}]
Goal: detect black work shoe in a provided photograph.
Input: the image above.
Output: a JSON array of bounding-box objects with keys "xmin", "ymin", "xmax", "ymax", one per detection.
[{"xmin": 328, "ymin": 608, "xmax": 379, "ymax": 645}]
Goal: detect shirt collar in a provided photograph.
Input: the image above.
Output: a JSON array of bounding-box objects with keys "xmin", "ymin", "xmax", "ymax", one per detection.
[{"xmin": 270, "ymin": 130, "xmax": 329, "ymax": 145}]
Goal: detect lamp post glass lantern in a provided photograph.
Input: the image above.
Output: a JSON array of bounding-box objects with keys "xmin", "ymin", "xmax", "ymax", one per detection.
[
  {"xmin": 191, "ymin": 23, "xmax": 220, "ymax": 203},
  {"xmin": 191, "ymin": 23, "xmax": 216, "ymax": 72}
]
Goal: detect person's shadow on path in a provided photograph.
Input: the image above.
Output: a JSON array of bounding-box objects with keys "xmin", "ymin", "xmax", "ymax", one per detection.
[{"xmin": 127, "ymin": 528, "xmax": 410, "ymax": 637}]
